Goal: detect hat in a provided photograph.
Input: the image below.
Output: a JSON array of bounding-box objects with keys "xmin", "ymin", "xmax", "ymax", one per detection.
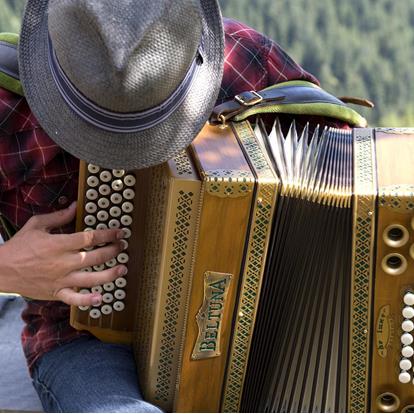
[{"xmin": 18, "ymin": 0, "xmax": 224, "ymax": 169}]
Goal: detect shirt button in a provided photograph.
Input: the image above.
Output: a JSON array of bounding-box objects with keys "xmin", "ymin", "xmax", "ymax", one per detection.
[{"xmin": 58, "ymin": 196, "xmax": 69, "ymax": 205}]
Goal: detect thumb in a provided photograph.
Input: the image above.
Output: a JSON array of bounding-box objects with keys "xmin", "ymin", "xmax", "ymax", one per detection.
[{"xmin": 29, "ymin": 201, "xmax": 78, "ymax": 231}]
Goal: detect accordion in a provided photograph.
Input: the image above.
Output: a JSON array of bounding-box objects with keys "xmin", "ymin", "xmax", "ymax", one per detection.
[{"xmin": 71, "ymin": 111, "xmax": 414, "ymax": 412}]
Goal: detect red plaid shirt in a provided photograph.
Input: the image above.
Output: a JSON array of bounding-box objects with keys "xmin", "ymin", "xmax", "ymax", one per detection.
[{"xmin": 0, "ymin": 19, "xmax": 319, "ymax": 373}]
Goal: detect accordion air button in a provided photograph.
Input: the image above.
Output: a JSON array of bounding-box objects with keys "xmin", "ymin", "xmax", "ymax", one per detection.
[
  {"xmin": 124, "ymin": 175, "xmax": 136, "ymax": 187},
  {"xmin": 102, "ymin": 292, "xmax": 114, "ymax": 303},
  {"xmin": 89, "ymin": 308, "xmax": 102, "ymax": 319},
  {"xmin": 108, "ymin": 219, "xmax": 121, "ymax": 229},
  {"xmin": 122, "ymin": 228, "xmax": 131, "ymax": 239},
  {"xmin": 399, "ymin": 371, "xmax": 411, "ymax": 384},
  {"xmin": 99, "ymin": 184, "xmax": 111, "ymax": 196},
  {"xmin": 86, "ymin": 189, "xmax": 98, "ymax": 200},
  {"xmin": 105, "ymin": 258, "xmax": 117, "ymax": 268},
  {"xmin": 87, "ymin": 164, "xmax": 100, "ymax": 174},
  {"xmin": 114, "ymin": 289, "xmax": 126, "ymax": 300},
  {"xmin": 97, "ymin": 210, "xmax": 109, "ymax": 222},
  {"xmin": 110, "ymin": 193, "xmax": 123, "ymax": 205},
  {"xmin": 403, "ymin": 307, "xmax": 414, "ymax": 319},
  {"xmin": 91, "ymin": 286, "xmax": 103, "ymax": 294},
  {"xmin": 400, "ymin": 358, "xmax": 412, "ymax": 371},
  {"xmin": 99, "ymin": 171, "xmax": 112, "ymax": 182},
  {"xmin": 93, "ymin": 264, "xmax": 105, "ymax": 271},
  {"xmin": 103, "ymin": 282, "xmax": 115, "ymax": 292},
  {"xmin": 122, "ymin": 202, "xmax": 134, "ymax": 213},
  {"xmin": 110, "ymin": 206, "xmax": 122, "ymax": 218},
  {"xmin": 402, "ymin": 346, "xmax": 414, "ymax": 358},
  {"xmin": 121, "ymin": 215, "xmax": 132, "ymax": 226},
  {"xmin": 115, "ymin": 277, "xmax": 127, "ymax": 288},
  {"xmin": 404, "ymin": 293, "xmax": 414, "ymax": 306},
  {"xmin": 123, "ymin": 189, "xmax": 135, "ymax": 200},
  {"xmin": 112, "ymin": 180, "xmax": 124, "ymax": 191},
  {"xmin": 112, "ymin": 169, "xmax": 125, "ymax": 178},
  {"xmin": 96, "ymin": 223, "xmax": 108, "ymax": 230},
  {"xmin": 113, "ymin": 301, "xmax": 125, "ymax": 312},
  {"xmin": 101, "ymin": 304, "xmax": 113, "ymax": 315},
  {"xmin": 402, "ymin": 320, "xmax": 414, "ymax": 332},
  {"xmin": 85, "ymin": 202, "xmax": 98, "ymax": 214},
  {"xmin": 402, "ymin": 333, "xmax": 414, "ymax": 345},
  {"xmin": 87, "ymin": 176, "xmax": 99, "ymax": 187},
  {"xmin": 98, "ymin": 197, "xmax": 110, "ymax": 209},
  {"xmin": 117, "ymin": 252, "xmax": 129, "ymax": 264},
  {"xmin": 84, "ymin": 215, "xmax": 97, "ymax": 226}
]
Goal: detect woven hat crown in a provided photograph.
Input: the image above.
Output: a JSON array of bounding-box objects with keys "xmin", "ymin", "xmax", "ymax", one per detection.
[{"xmin": 48, "ymin": 0, "xmax": 203, "ymax": 112}]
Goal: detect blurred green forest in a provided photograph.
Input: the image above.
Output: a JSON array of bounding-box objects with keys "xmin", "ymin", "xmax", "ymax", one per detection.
[{"xmin": 1, "ymin": 0, "xmax": 414, "ymax": 126}]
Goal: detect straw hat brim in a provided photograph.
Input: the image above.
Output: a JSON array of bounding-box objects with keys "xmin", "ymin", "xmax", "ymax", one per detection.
[{"xmin": 18, "ymin": 0, "xmax": 224, "ymax": 169}]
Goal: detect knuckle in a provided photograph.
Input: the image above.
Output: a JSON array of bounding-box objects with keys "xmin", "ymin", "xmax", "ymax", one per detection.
[{"xmin": 83, "ymin": 230, "xmax": 96, "ymax": 247}]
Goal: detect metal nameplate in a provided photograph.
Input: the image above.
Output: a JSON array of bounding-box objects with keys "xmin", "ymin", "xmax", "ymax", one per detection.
[{"xmin": 192, "ymin": 271, "xmax": 232, "ymax": 360}]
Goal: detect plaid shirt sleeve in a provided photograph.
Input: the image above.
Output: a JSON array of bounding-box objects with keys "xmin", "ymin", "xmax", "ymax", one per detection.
[{"xmin": 0, "ymin": 18, "xmax": 327, "ymax": 374}]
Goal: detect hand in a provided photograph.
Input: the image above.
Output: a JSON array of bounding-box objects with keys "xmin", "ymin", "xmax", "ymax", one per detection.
[{"xmin": 0, "ymin": 202, "xmax": 126, "ymax": 306}]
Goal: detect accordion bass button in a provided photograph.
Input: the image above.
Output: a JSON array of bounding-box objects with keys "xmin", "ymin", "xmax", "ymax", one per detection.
[
  {"xmin": 402, "ymin": 320, "xmax": 414, "ymax": 332},
  {"xmin": 124, "ymin": 175, "xmax": 136, "ymax": 187},
  {"xmin": 403, "ymin": 307, "xmax": 414, "ymax": 319},
  {"xmin": 399, "ymin": 371, "xmax": 411, "ymax": 384},
  {"xmin": 401, "ymin": 333, "xmax": 414, "ymax": 345},
  {"xmin": 400, "ymin": 358, "xmax": 412, "ymax": 371},
  {"xmin": 86, "ymin": 189, "xmax": 98, "ymax": 200},
  {"xmin": 87, "ymin": 176, "xmax": 99, "ymax": 187},
  {"xmin": 102, "ymin": 293, "xmax": 114, "ymax": 303},
  {"xmin": 121, "ymin": 228, "xmax": 131, "ymax": 239},
  {"xmin": 112, "ymin": 169, "xmax": 125, "ymax": 178},
  {"xmin": 108, "ymin": 219, "xmax": 121, "ymax": 229},
  {"xmin": 99, "ymin": 184, "xmax": 111, "ymax": 196},
  {"xmin": 96, "ymin": 223, "xmax": 108, "ymax": 230},
  {"xmin": 115, "ymin": 277, "xmax": 127, "ymax": 288},
  {"xmin": 110, "ymin": 193, "xmax": 123, "ymax": 205},
  {"xmin": 105, "ymin": 258, "xmax": 117, "ymax": 268},
  {"xmin": 402, "ymin": 346, "xmax": 414, "ymax": 358},
  {"xmin": 88, "ymin": 164, "xmax": 100, "ymax": 174},
  {"xmin": 123, "ymin": 189, "xmax": 135, "ymax": 200},
  {"xmin": 120, "ymin": 239, "xmax": 128, "ymax": 250},
  {"xmin": 404, "ymin": 293, "xmax": 414, "ymax": 306},
  {"xmin": 93, "ymin": 264, "xmax": 105, "ymax": 272},
  {"xmin": 89, "ymin": 309, "xmax": 102, "ymax": 319},
  {"xmin": 114, "ymin": 289, "xmax": 126, "ymax": 300},
  {"xmin": 117, "ymin": 252, "xmax": 129, "ymax": 264},
  {"xmin": 121, "ymin": 215, "xmax": 132, "ymax": 226},
  {"xmin": 112, "ymin": 180, "xmax": 124, "ymax": 191},
  {"xmin": 113, "ymin": 301, "xmax": 125, "ymax": 312},
  {"xmin": 98, "ymin": 197, "xmax": 110, "ymax": 209},
  {"xmin": 110, "ymin": 206, "xmax": 122, "ymax": 218},
  {"xmin": 103, "ymin": 282, "xmax": 115, "ymax": 292},
  {"xmin": 97, "ymin": 210, "xmax": 109, "ymax": 222},
  {"xmin": 84, "ymin": 215, "xmax": 97, "ymax": 226},
  {"xmin": 101, "ymin": 304, "xmax": 113, "ymax": 315},
  {"xmin": 100, "ymin": 171, "xmax": 112, "ymax": 182},
  {"xmin": 91, "ymin": 286, "xmax": 103, "ymax": 294},
  {"xmin": 122, "ymin": 202, "xmax": 134, "ymax": 213},
  {"xmin": 78, "ymin": 305, "xmax": 89, "ymax": 311},
  {"xmin": 85, "ymin": 202, "xmax": 97, "ymax": 214}
]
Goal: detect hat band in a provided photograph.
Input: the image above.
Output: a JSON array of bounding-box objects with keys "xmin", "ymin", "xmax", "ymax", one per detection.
[{"xmin": 48, "ymin": 35, "xmax": 203, "ymax": 133}]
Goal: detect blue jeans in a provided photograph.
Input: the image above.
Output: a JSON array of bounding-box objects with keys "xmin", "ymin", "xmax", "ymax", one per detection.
[{"xmin": 32, "ymin": 336, "xmax": 162, "ymax": 413}]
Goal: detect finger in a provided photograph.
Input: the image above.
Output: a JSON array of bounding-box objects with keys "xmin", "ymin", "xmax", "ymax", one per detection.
[
  {"xmin": 55, "ymin": 287, "xmax": 102, "ymax": 307},
  {"xmin": 62, "ymin": 265, "xmax": 127, "ymax": 288},
  {"xmin": 75, "ymin": 242, "xmax": 124, "ymax": 268},
  {"xmin": 64, "ymin": 228, "xmax": 125, "ymax": 250},
  {"xmin": 27, "ymin": 201, "xmax": 77, "ymax": 231}
]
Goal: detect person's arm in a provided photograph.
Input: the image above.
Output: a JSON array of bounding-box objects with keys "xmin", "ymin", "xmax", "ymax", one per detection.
[{"xmin": 0, "ymin": 201, "xmax": 126, "ymax": 307}]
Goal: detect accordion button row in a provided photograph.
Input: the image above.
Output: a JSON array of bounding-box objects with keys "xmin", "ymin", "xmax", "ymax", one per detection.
[{"xmin": 400, "ymin": 293, "xmax": 414, "ymax": 383}]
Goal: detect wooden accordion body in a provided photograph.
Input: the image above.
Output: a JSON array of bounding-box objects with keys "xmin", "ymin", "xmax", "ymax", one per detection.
[{"xmin": 72, "ymin": 120, "xmax": 414, "ymax": 412}]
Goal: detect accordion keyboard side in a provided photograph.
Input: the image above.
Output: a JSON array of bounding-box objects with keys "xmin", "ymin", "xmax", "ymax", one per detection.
[
  {"xmin": 371, "ymin": 129, "xmax": 414, "ymax": 413},
  {"xmin": 133, "ymin": 151, "xmax": 202, "ymax": 412}
]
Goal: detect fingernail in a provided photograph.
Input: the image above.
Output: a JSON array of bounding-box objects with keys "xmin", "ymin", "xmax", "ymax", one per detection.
[
  {"xmin": 92, "ymin": 295, "xmax": 102, "ymax": 306},
  {"xmin": 119, "ymin": 266, "xmax": 128, "ymax": 276}
]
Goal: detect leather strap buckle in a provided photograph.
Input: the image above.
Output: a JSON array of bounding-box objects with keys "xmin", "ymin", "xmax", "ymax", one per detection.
[{"xmin": 234, "ymin": 90, "xmax": 263, "ymax": 106}]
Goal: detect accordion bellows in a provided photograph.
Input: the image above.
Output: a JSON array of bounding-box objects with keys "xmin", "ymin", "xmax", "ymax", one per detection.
[{"xmin": 72, "ymin": 120, "xmax": 414, "ymax": 413}]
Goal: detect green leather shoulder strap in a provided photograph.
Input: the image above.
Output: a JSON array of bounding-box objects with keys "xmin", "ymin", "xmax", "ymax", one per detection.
[{"xmin": 0, "ymin": 33, "xmax": 23, "ymax": 96}]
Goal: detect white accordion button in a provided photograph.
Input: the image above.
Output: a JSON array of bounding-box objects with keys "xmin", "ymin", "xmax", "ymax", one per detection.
[
  {"xmin": 123, "ymin": 189, "xmax": 135, "ymax": 200},
  {"xmin": 402, "ymin": 320, "xmax": 414, "ymax": 332},
  {"xmin": 108, "ymin": 219, "xmax": 121, "ymax": 229},
  {"xmin": 112, "ymin": 180, "xmax": 124, "ymax": 191},
  {"xmin": 112, "ymin": 169, "xmax": 125, "ymax": 178},
  {"xmin": 81, "ymin": 267, "xmax": 92, "ymax": 272},
  {"xmin": 115, "ymin": 277, "xmax": 127, "ymax": 288},
  {"xmin": 79, "ymin": 289, "xmax": 90, "ymax": 295},
  {"xmin": 404, "ymin": 292, "xmax": 414, "ymax": 306},
  {"xmin": 121, "ymin": 215, "xmax": 132, "ymax": 226},
  {"xmin": 91, "ymin": 286, "xmax": 103, "ymax": 294},
  {"xmin": 84, "ymin": 215, "xmax": 96, "ymax": 226},
  {"xmin": 99, "ymin": 184, "xmax": 111, "ymax": 196},
  {"xmin": 114, "ymin": 289, "xmax": 126, "ymax": 300},
  {"xmin": 102, "ymin": 293, "xmax": 114, "ymax": 303},
  {"xmin": 97, "ymin": 210, "xmax": 109, "ymax": 222},
  {"xmin": 124, "ymin": 174, "xmax": 136, "ymax": 187},
  {"xmin": 78, "ymin": 305, "xmax": 89, "ymax": 311},
  {"xmin": 103, "ymin": 282, "xmax": 115, "ymax": 292},
  {"xmin": 88, "ymin": 164, "xmax": 100, "ymax": 174},
  {"xmin": 87, "ymin": 176, "xmax": 99, "ymax": 187},
  {"xmin": 122, "ymin": 228, "xmax": 132, "ymax": 239},
  {"xmin": 402, "ymin": 346, "xmax": 414, "ymax": 358},
  {"xmin": 89, "ymin": 308, "xmax": 102, "ymax": 319},
  {"xmin": 98, "ymin": 197, "xmax": 110, "ymax": 209},
  {"xmin": 120, "ymin": 239, "xmax": 129, "ymax": 250},
  {"xmin": 403, "ymin": 306, "xmax": 414, "ymax": 319},
  {"xmin": 117, "ymin": 252, "xmax": 129, "ymax": 264},
  {"xmin": 110, "ymin": 206, "xmax": 122, "ymax": 218},
  {"xmin": 96, "ymin": 223, "xmax": 108, "ymax": 230},
  {"xmin": 100, "ymin": 171, "xmax": 112, "ymax": 182},
  {"xmin": 402, "ymin": 333, "xmax": 414, "ymax": 345},
  {"xmin": 399, "ymin": 371, "xmax": 411, "ymax": 384},
  {"xmin": 105, "ymin": 258, "xmax": 117, "ymax": 268},
  {"xmin": 111, "ymin": 193, "xmax": 123, "ymax": 204},
  {"xmin": 113, "ymin": 301, "xmax": 125, "ymax": 312},
  {"xmin": 86, "ymin": 189, "xmax": 98, "ymax": 200},
  {"xmin": 101, "ymin": 304, "xmax": 113, "ymax": 315},
  {"xmin": 93, "ymin": 264, "xmax": 105, "ymax": 272},
  {"xmin": 122, "ymin": 202, "xmax": 134, "ymax": 213},
  {"xmin": 400, "ymin": 358, "xmax": 413, "ymax": 371},
  {"xmin": 85, "ymin": 202, "xmax": 97, "ymax": 214}
]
